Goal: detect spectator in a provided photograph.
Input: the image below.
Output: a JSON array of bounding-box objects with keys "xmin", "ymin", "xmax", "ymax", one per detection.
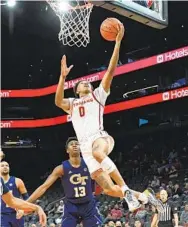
[
  {"xmin": 134, "ymin": 220, "xmax": 143, "ymax": 227},
  {"xmin": 151, "ymin": 160, "xmax": 159, "ymax": 174},
  {"xmin": 184, "ymin": 182, "xmax": 188, "ymax": 195},
  {"xmin": 173, "ymin": 183, "xmax": 183, "ymax": 198},
  {"xmin": 31, "ymin": 225, "xmax": 36, "ymax": 227},
  {"xmin": 169, "ymin": 166, "xmax": 178, "ymax": 179},
  {"xmin": 151, "ymin": 176, "xmax": 160, "ymax": 189},
  {"xmin": 101, "ymin": 205, "xmax": 110, "ymax": 218},
  {"xmin": 56, "ymin": 200, "xmax": 64, "ymax": 214},
  {"xmin": 48, "ymin": 203, "xmax": 59, "ymax": 214},
  {"xmin": 115, "ymin": 220, "xmax": 122, "ymax": 226},
  {"xmin": 108, "ymin": 221, "xmax": 115, "ymax": 226},
  {"xmin": 174, "ymin": 158, "xmax": 182, "ymax": 170},
  {"xmin": 168, "ymin": 149, "xmax": 178, "ymax": 161},
  {"xmin": 180, "ymin": 204, "xmax": 188, "ymax": 225},
  {"xmin": 49, "ymin": 224, "xmax": 56, "ymax": 227},
  {"xmin": 111, "ymin": 204, "xmax": 123, "ymax": 220}
]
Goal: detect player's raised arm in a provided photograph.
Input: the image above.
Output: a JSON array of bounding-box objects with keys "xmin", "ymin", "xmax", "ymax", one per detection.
[
  {"xmin": 101, "ymin": 23, "xmax": 124, "ymax": 93},
  {"xmin": 55, "ymin": 55, "xmax": 73, "ymax": 114},
  {"xmin": 27, "ymin": 165, "xmax": 63, "ymax": 203}
]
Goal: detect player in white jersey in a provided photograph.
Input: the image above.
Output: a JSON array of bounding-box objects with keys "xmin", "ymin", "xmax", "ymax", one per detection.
[{"xmin": 55, "ymin": 23, "xmax": 148, "ymax": 211}]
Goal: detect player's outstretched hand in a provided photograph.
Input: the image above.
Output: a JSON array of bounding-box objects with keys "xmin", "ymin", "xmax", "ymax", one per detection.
[
  {"xmin": 36, "ymin": 205, "xmax": 47, "ymax": 226},
  {"xmin": 116, "ymin": 23, "xmax": 124, "ymax": 43},
  {"xmin": 61, "ymin": 55, "xmax": 73, "ymax": 78}
]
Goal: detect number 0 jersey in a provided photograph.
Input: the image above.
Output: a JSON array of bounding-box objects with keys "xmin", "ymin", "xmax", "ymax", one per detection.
[
  {"xmin": 61, "ymin": 159, "xmax": 94, "ymax": 204},
  {"xmin": 69, "ymin": 84, "xmax": 109, "ymax": 143}
]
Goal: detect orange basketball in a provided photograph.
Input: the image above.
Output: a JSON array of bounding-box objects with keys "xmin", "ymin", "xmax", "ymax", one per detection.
[{"xmin": 100, "ymin": 18, "xmax": 121, "ymax": 41}]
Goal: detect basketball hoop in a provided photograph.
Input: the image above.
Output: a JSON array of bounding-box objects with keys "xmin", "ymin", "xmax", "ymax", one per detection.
[{"xmin": 46, "ymin": 0, "xmax": 93, "ymax": 48}]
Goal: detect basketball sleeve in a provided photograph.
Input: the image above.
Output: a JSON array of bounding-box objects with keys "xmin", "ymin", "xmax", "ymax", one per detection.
[{"xmin": 93, "ymin": 84, "xmax": 110, "ymax": 106}]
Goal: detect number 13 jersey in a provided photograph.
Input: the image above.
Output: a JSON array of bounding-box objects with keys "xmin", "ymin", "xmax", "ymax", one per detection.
[
  {"xmin": 69, "ymin": 84, "xmax": 110, "ymax": 143},
  {"xmin": 61, "ymin": 159, "xmax": 93, "ymax": 204}
]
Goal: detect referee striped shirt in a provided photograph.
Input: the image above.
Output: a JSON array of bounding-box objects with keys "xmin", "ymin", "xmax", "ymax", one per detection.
[{"xmin": 156, "ymin": 199, "xmax": 178, "ymax": 223}]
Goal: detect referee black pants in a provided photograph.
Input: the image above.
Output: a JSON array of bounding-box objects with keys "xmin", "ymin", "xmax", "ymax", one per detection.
[{"xmin": 158, "ymin": 221, "xmax": 173, "ymax": 227}]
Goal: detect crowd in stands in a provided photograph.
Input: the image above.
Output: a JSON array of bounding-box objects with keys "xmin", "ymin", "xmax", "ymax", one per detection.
[{"xmin": 24, "ymin": 130, "xmax": 188, "ymax": 227}]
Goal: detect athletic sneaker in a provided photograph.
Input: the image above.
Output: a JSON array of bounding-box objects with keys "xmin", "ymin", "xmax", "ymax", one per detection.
[
  {"xmin": 124, "ymin": 190, "xmax": 141, "ymax": 212},
  {"xmin": 143, "ymin": 188, "xmax": 164, "ymax": 212}
]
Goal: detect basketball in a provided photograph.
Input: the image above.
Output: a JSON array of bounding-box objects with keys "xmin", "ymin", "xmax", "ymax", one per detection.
[{"xmin": 100, "ymin": 18, "xmax": 121, "ymax": 41}]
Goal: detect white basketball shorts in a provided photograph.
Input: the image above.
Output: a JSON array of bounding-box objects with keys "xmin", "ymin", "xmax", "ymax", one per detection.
[{"xmin": 80, "ymin": 131, "xmax": 115, "ymax": 174}]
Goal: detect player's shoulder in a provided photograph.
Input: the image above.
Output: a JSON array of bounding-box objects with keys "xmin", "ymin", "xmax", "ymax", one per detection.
[
  {"xmin": 15, "ymin": 177, "xmax": 25, "ymax": 186},
  {"xmin": 53, "ymin": 165, "xmax": 64, "ymax": 176}
]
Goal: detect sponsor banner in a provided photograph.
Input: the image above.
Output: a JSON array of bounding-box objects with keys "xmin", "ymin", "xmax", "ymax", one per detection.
[
  {"xmin": 1, "ymin": 86, "xmax": 187, "ymax": 128},
  {"xmin": 156, "ymin": 47, "xmax": 188, "ymax": 64},
  {"xmin": 1, "ymin": 46, "xmax": 187, "ymax": 98},
  {"xmin": 162, "ymin": 87, "xmax": 188, "ymax": 101}
]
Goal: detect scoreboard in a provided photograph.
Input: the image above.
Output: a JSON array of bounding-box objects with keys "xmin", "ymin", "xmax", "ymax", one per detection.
[{"xmin": 96, "ymin": 0, "xmax": 168, "ymax": 29}]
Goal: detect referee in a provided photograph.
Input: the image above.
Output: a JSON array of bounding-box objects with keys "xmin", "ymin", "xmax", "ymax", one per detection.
[{"xmin": 151, "ymin": 189, "xmax": 179, "ymax": 227}]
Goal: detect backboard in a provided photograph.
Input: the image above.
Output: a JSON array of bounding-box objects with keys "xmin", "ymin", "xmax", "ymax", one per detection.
[{"xmin": 95, "ymin": 0, "xmax": 168, "ymax": 29}]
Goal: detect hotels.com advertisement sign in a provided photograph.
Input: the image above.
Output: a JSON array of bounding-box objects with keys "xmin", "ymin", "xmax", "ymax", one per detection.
[
  {"xmin": 162, "ymin": 87, "xmax": 188, "ymax": 101},
  {"xmin": 156, "ymin": 46, "xmax": 188, "ymax": 64},
  {"xmin": 1, "ymin": 86, "xmax": 188, "ymax": 128},
  {"xmin": 1, "ymin": 46, "xmax": 188, "ymax": 98}
]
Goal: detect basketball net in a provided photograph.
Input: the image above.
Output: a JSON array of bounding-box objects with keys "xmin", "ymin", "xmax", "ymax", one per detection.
[{"xmin": 46, "ymin": 0, "xmax": 93, "ymax": 48}]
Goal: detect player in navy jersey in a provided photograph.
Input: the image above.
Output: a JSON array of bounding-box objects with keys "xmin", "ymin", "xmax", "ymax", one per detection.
[
  {"xmin": 26, "ymin": 137, "xmax": 102, "ymax": 227},
  {"xmin": 0, "ymin": 150, "xmax": 47, "ymax": 226},
  {"xmin": 1, "ymin": 161, "xmax": 29, "ymax": 227}
]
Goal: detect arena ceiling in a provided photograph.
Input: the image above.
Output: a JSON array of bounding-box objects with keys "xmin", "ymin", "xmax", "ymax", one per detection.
[{"xmin": 1, "ymin": 1, "xmax": 188, "ymax": 89}]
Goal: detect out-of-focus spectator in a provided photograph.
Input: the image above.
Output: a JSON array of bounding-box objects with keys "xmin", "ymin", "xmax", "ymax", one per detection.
[
  {"xmin": 48, "ymin": 203, "xmax": 59, "ymax": 214},
  {"xmin": 169, "ymin": 166, "xmax": 178, "ymax": 179},
  {"xmin": 115, "ymin": 220, "xmax": 122, "ymax": 226},
  {"xmin": 108, "ymin": 220, "xmax": 115, "ymax": 226},
  {"xmin": 101, "ymin": 205, "xmax": 110, "ymax": 217},
  {"xmin": 56, "ymin": 200, "xmax": 64, "ymax": 214},
  {"xmin": 111, "ymin": 204, "xmax": 123, "ymax": 220},
  {"xmin": 151, "ymin": 160, "xmax": 159, "ymax": 174},
  {"xmin": 168, "ymin": 149, "xmax": 178, "ymax": 161},
  {"xmin": 174, "ymin": 158, "xmax": 182, "ymax": 170},
  {"xmin": 180, "ymin": 204, "xmax": 188, "ymax": 225},
  {"xmin": 132, "ymin": 160, "xmax": 139, "ymax": 176},
  {"xmin": 135, "ymin": 204, "xmax": 148, "ymax": 221},
  {"xmin": 151, "ymin": 176, "xmax": 160, "ymax": 189},
  {"xmin": 31, "ymin": 224, "xmax": 36, "ymax": 227},
  {"xmin": 173, "ymin": 183, "xmax": 183, "ymax": 198},
  {"xmin": 49, "ymin": 223, "xmax": 56, "ymax": 227},
  {"xmin": 134, "ymin": 220, "xmax": 143, "ymax": 227},
  {"xmin": 184, "ymin": 182, "xmax": 188, "ymax": 195}
]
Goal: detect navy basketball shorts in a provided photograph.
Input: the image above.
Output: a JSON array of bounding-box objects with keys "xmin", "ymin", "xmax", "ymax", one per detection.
[
  {"xmin": 1, "ymin": 212, "xmax": 24, "ymax": 227},
  {"xmin": 61, "ymin": 199, "xmax": 102, "ymax": 227}
]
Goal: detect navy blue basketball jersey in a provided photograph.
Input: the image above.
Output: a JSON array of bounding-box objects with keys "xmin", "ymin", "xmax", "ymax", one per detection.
[
  {"xmin": 1, "ymin": 176, "xmax": 21, "ymax": 213},
  {"xmin": 61, "ymin": 159, "xmax": 93, "ymax": 204}
]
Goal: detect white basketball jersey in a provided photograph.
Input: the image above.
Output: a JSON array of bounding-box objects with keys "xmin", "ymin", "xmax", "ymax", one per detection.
[{"xmin": 69, "ymin": 84, "xmax": 110, "ymax": 142}]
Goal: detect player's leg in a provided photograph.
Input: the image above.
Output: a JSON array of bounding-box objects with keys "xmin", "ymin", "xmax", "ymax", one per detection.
[
  {"xmin": 11, "ymin": 215, "xmax": 24, "ymax": 227},
  {"xmin": 93, "ymin": 170, "xmax": 126, "ymax": 198},
  {"xmin": 92, "ymin": 137, "xmax": 128, "ymax": 191},
  {"xmin": 1, "ymin": 214, "xmax": 12, "ymax": 227},
  {"xmin": 61, "ymin": 202, "xmax": 78, "ymax": 227},
  {"xmin": 81, "ymin": 199, "xmax": 103, "ymax": 227},
  {"xmin": 92, "ymin": 137, "xmax": 147, "ymax": 208},
  {"xmin": 82, "ymin": 153, "xmax": 124, "ymax": 198}
]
